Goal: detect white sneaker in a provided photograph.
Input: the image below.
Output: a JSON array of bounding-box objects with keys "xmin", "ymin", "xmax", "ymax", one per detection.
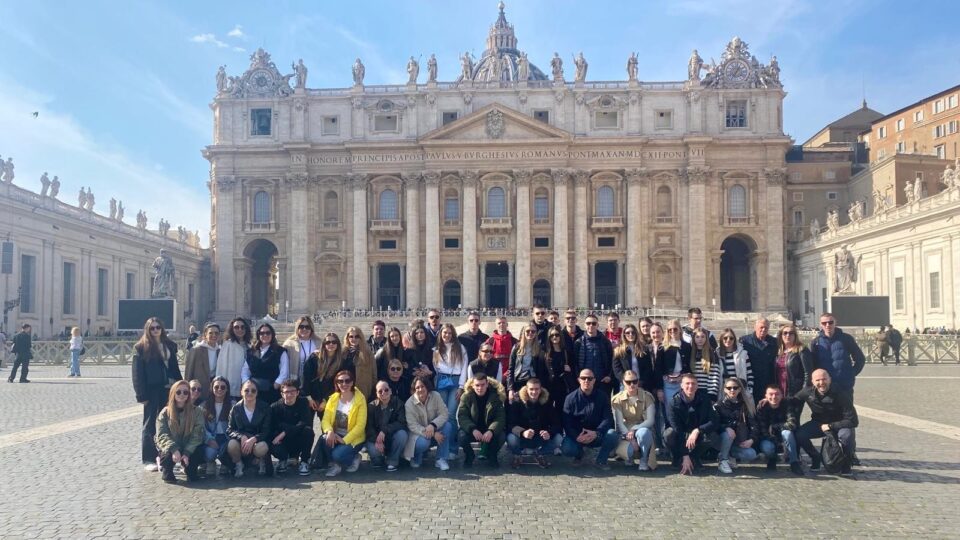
[
  {"xmin": 143, "ymin": 463, "xmax": 159, "ymax": 472},
  {"xmin": 234, "ymin": 463, "xmax": 244, "ymax": 478},
  {"xmin": 638, "ymin": 461, "xmax": 650, "ymax": 472},
  {"xmin": 718, "ymin": 460, "xmax": 733, "ymax": 474},
  {"xmin": 298, "ymin": 462, "xmax": 310, "ymax": 475},
  {"xmin": 435, "ymin": 458, "xmax": 450, "ymax": 471},
  {"xmin": 325, "ymin": 464, "xmax": 342, "ymax": 477},
  {"xmin": 206, "ymin": 462, "xmax": 217, "ymax": 476},
  {"xmin": 346, "ymin": 455, "xmax": 361, "ymax": 473}
]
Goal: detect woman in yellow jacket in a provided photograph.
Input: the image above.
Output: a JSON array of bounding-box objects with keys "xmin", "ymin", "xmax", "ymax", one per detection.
[{"xmin": 320, "ymin": 369, "xmax": 367, "ymax": 477}]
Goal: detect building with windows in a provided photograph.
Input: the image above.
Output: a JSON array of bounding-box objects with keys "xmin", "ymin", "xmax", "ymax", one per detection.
[{"xmin": 205, "ymin": 5, "xmax": 791, "ymax": 318}]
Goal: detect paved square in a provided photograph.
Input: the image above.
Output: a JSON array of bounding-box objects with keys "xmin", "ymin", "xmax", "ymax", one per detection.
[{"xmin": 1, "ymin": 363, "xmax": 958, "ymax": 538}]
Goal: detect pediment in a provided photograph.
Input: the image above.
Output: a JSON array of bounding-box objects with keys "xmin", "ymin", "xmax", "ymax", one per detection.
[{"xmin": 420, "ymin": 103, "xmax": 572, "ymax": 144}]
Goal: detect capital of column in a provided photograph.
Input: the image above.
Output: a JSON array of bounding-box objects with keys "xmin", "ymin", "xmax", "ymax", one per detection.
[
  {"xmin": 573, "ymin": 169, "xmax": 591, "ymax": 186},
  {"xmin": 684, "ymin": 166, "xmax": 710, "ymax": 185},
  {"xmin": 459, "ymin": 170, "xmax": 479, "ymax": 187},
  {"xmin": 400, "ymin": 171, "xmax": 422, "ymax": 187},
  {"xmin": 349, "ymin": 173, "xmax": 368, "ymax": 190},
  {"xmin": 286, "ymin": 172, "xmax": 309, "ymax": 189},
  {"xmin": 513, "ymin": 169, "xmax": 532, "ymax": 186},
  {"xmin": 216, "ymin": 177, "xmax": 237, "ymax": 192},
  {"xmin": 423, "ymin": 170, "xmax": 441, "ymax": 187},
  {"xmin": 551, "ymin": 168, "xmax": 569, "ymax": 186},
  {"xmin": 762, "ymin": 167, "xmax": 787, "ymax": 186},
  {"xmin": 624, "ymin": 167, "xmax": 649, "ymax": 185}
]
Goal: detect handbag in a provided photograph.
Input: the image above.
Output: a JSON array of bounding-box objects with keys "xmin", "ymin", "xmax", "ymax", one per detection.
[
  {"xmin": 436, "ymin": 373, "xmax": 458, "ymax": 391},
  {"xmin": 79, "ymin": 346, "xmax": 87, "ymax": 356}
]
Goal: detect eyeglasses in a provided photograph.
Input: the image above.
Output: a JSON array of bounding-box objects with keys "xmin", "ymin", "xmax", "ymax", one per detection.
[
  {"xmin": 725, "ymin": 386, "xmax": 741, "ymax": 391},
  {"xmin": 213, "ymin": 385, "xmax": 227, "ymax": 391},
  {"xmin": 242, "ymin": 388, "xmax": 257, "ymax": 394},
  {"xmin": 722, "ymin": 337, "xmax": 735, "ymax": 341},
  {"xmin": 175, "ymin": 389, "xmax": 190, "ymax": 396},
  {"xmin": 324, "ymin": 341, "xmax": 337, "ymax": 346},
  {"xmin": 820, "ymin": 321, "xmax": 835, "ymax": 326},
  {"xmin": 150, "ymin": 326, "xmax": 162, "ymax": 331},
  {"xmin": 389, "ymin": 367, "xmax": 403, "ymax": 372},
  {"xmin": 585, "ymin": 321, "xmax": 598, "ymax": 326},
  {"xmin": 258, "ymin": 331, "xmax": 273, "ymax": 336},
  {"xmin": 298, "ymin": 325, "xmax": 312, "ymax": 330},
  {"xmin": 336, "ymin": 379, "xmax": 353, "ymax": 385},
  {"xmin": 624, "ymin": 380, "xmax": 638, "ymax": 386},
  {"xmin": 428, "ymin": 315, "xmax": 439, "ymax": 320},
  {"xmin": 579, "ymin": 376, "xmax": 595, "ymax": 381}
]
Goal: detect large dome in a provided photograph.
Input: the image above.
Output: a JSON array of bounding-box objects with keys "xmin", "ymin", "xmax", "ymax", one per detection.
[{"xmin": 460, "ymin": 2, "xmax": 548, "ymax": 83}]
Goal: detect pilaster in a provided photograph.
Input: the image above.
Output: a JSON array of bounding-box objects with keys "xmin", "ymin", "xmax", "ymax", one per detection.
[
  {"xmin": 461, "ymin": 171, "xmax": 479, "ymax": 308},
  {"xmin": 514, "ymin": 169, "xmax": 532, "ymax": 308},
  {"xmin": 423, "ymin": 170, "xmax": 441, "ymax": 308},
  {"xmin": 551, "ymin": 168, "xmax": 570, "ymax": 307},
  {"xmin": 573, "ymin": 169, "xmax": 590, "ymax": 307},
  {"xmin": 350, "ymin": 173, "xmax": 369, "ymax": 308}
]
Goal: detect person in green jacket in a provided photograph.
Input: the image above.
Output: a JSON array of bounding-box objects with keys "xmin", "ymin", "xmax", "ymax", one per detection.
[
  {"xmin": 457, "ymin": 372, "xmax": 506, "ymax": 468},
  {"xmin": 155, "ymin": 380, "xmax": 206, "ymax": 483}
]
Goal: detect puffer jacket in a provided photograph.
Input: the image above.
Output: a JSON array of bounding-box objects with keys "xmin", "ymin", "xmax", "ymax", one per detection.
[
  {"xmin": 716, "ymin": 397, "xmax": 760, "ymax": 444},
  {"xmin": 811, "ymin": 328, "xmax": 865, "ymax": 392},
  {"xmin": 507, "ymin": 385, "xmax": 559, "ymax": 437},
  {"xmin": 156, "ymin": 406, "xmax": 206, "ymax": 455},
  {"xmin": 457, "ymin": 377, "xmax": 507, "ymax": 435}
]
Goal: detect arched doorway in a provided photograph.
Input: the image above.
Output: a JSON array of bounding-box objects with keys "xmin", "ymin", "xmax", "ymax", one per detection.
[
  {"xmin": 720, "ymin": 236, "xmax": 754, "ymax": 311},
  {"xmin": 532, "ymin": 279, "xmax": 551, "ymax": 307},
  {"xmin": 244, "ymin": 239, "xmax": 279, "ymax": 317},
  {"xmin": 442, "ymin": 280, "xmax": 461, "ymax": 309},
  {"xmin": 485, "ymin": 262, "xmax": 508, "ymax": 308}
]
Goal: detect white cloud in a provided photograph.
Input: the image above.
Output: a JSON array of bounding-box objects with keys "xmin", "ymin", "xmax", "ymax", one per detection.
[
  {"xmin": 190, "ymin": 33, "xmax": 228, "ymax": 48},
  {"xmin": 232, "ymin": 46, "xmax": 246, "ymax": 52},
  {"xmin": 227, "ymin": 25, "xmax": 245, "ymax": 39}
]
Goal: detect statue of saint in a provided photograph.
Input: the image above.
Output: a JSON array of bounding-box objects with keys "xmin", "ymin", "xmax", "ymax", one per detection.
[
  {"xmin": 352, "ymin": 58, "xmax": 365, "ymax": 86},
  {"xmin": 517, "ymin": 52, "xmax": 529, "ymax": 81},
  {"xmin": 40, "ymin": 172, "xmax": 50, "ymax": 197},
  {"xmin": 550, "ymin": 52, "xmax": 563, "ymax": 82},
  {"xmin": 78, "ymin": 187, "xmax": 88, "ymax": 208},
  {"xmin": 626, "ymin": 52, "xmax": 638, "ymax": 81},
  {"xmin": 117, "ymin": 201, "xmax": 124, "ymax": 222},
  {"xmin": 216, "ymin": 65, "xmax": 227, "ymax": 93},
  {"xmin": 833, "ymin": 245, "xmax": 858, "ymax": 294},
  {"xmin": 904, "ymin": 180, "xmax": 915, "ymax": 203},
  {"xmin": 1, "ymin": 157, "xmax": 15, "ymax": 184},
  {"xmin": 426, "ymin": 54, "xmax": 437, "ymax": 83},
  {"xmin": 292, "ymin": 59, "xmax": 307, "ymax": 89},
  {"xmin": 50, "ymin": 175, "xmax": 60, "ymax": 198},
  {"xmin": 151, "ymin": 249, "xmax": 176, "ymax": 298},
  {"xmin": 460, "ymin": 51, "xmax": 474, "ymax": 81},
  {"xmin": 406, "ymin": 56, "xmax": 419, "ymax": 84},
  {"xmin": 914, "ymin": 178, "xmax": 923, "ymax": 201},
  {"xmin": 809, "ymin": 217, "xmax": 820, "ymax": 240},
  {"xmin": 688, "ymin": 49, "xmax": 704, "ymax": 81},
  {"xmin": 573, "ymin": 52, "xmax": 588, "ymax": 83},
  {"xmin": 86, "ymin": 190, "xmax": 95, "ymax": 211},
  {"xmin": 109, "ymin": 198, "xmax": 117, "ymax": 220}
]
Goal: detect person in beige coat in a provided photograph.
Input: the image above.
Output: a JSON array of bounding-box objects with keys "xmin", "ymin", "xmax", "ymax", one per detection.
[
  {"xmin": 611, "ymin": 369, "xmax": 658, "ymax": 471},
  {"xmin": 184, "ymin": 323, "xmax": 221, "ymax": 402},
  {"xmin": 282, "ymin": 316, "xmax": 322, "ymax": 384},
  {"xmin": 403, "ymin": 376, "xmax": 454, "ymax": 470}
]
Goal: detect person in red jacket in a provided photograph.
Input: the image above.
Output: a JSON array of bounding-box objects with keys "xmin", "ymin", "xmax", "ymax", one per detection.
[{"xmin": 485, "ymin": 316, "xmax": 517, "ymax": 381}]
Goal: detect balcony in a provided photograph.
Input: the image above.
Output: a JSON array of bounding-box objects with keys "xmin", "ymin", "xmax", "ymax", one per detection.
[
  {"xmin": 480, "ymin": 216, "xmax": 513, "ymax": 233},
  {"xmin": 244, "ymin": 220, "xmax": 277, "ymax": 233},
  {"xmin": 533, "ymin": 217, "xmax": 551, "ymax": 226},
  {"xmin": 725, "ymin": 214, "xmax": 757, "ymax": 226},
  {"xmin": 654, "ymin": 215, "xmax": 677, "ymax": 225},
  {"xmin": 369, "ymin": 219, "xmax": 403, "ymax": 235},
  {"xmin": 442, "ymin": 218, "xmax": 461, "ymax": 227},
  {"xmin": 321, "ymin": 220, "xmax": 343, "ymax": 230},
  {"xmin": 591, "ymin": 216, "xmax": 624, "ymax": 231}
]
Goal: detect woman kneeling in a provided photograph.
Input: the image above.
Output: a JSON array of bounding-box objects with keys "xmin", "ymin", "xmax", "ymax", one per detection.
[
  {"xmin": 155, "ymin": 380, "xmax": 206, "ymax": 483},
  {"xmin": 226, "ymin": 380, "xmax": 273, "ymax": 478}
]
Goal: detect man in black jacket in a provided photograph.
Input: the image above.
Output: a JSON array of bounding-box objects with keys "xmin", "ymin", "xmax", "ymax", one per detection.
[
  {"xmin": 366, "ymin": 380, "xmax": 408, "ymax": 472},
  {"xmin": 458, "ymin": 312, "xmax": 489, "ymax": 362},
  {"xmin": 270, "ymin": 379, "xmax": 315, "ymax": 475},
  {"xmin": 664, "ymin": 373, "xmax": 718, "ymax": 475},
  {"xmin": 574, "ymin": 314, "xmax": 614, "ymax": 396},
  {"xmin": 506, "ymin": 378, "xmax": 561, "ymax": 468},
  {"xmin": 795, "ymin": 369, "xmax": 859, "ymax": 476},
  {"xmin": 8, "ymin": 323, "xmax": 33, "ymax": 383},
  {"xmin": 740, "ymin": 318, "xmax": 778, "ymax": 404},
  {"xmin": 755, "ymin": 384, "xmax": 803, "ymax": 475}
]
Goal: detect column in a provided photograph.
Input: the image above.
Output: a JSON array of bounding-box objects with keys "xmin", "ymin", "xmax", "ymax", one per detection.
[
  {"xmin": 460, "ymin": 171, "xmax": 479, "ymax": 307},
  {"xmin": 624, "ymin": 168, "xmax": 647, "ymax": 307},
  {"xmin": 764, "ymin": 168, "xmax": 787, "ymax": 311},
  {"xmin": 617, "ymin": 260, "xmax": 625, "ymax": 308},
  {"xmin": 686, "ymin": 167, "xmax": 708, "ymax": 306},
  {"xmin": 551, "ymin": 169, "xmax": 570, "ymax": 307},
  {"xmin": 399, "ymin": 263, "xmax": 406, "ymax": 310},
  {"xmin": 513, "ymin": 169, "xmax": 532, "ymax": 308},
  {"xmin": 351, "ymin": 173, "xmax": 369, "ymax": 308},
  {"xmin": 276, "ymin": 258, "xmax": 288, "ymax": 319},
  {"xmin": 479, "ymin": 263, "xmax": 486, "ymax": 308},
  {"xmin": 213, "ymin": 177, "xmax": 238, "ymax": 318},
  {"xmin": 287, "ymin": 174, "xmax": 310, "ymax": 313},
  {"xmin": 507, "ymin": 262, "xmax": 515, "ymax": 307},
  {"xmin": 573, "ymin": 170, "xmax": 590, "ymax": 307},
  {"xmin": 234, "ymin": 258, "xmax": 252, "ymax": 315},
  {"xmin": 403, "ymin": 173, "xmax": 421, "ymax": 309},
  {"xmin": 423, "ymin": 171, "xmax": 441, "ymax": 308}
]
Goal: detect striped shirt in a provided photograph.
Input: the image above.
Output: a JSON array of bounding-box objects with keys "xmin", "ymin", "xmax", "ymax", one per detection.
[
  {"xmin": 720, "ymin": 350, "xmax": 754, "ymax": 392},
  {"xmin": 690, "ymin": 349, "xmax": 722, "ymax": 399}
]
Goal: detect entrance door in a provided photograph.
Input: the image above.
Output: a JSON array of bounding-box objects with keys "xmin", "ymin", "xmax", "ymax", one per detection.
[
  {"xmin": 485, "ymin": 262, "xmax": 508, "ymax": 308},
  {"xmin": 594, "ymin": 261, "xmax": 618, "ymax": 308},
  {"xmin": 720, "ymin": 236, "xmax": 752, "ymax": 311},
  {"xmin": 532, "ymin": 279, "xmax": 551, "ymax": 307},
  {"xmin": 443, "ymin": 280, "xmax": 461, "ymax": 309},
  {"xmin": 247, "ymin": 239, "xmax": 279, "ymax": 317},
  {"xmin": 377, "ymin": 264, "xmax": 401, "ymax": 310}
]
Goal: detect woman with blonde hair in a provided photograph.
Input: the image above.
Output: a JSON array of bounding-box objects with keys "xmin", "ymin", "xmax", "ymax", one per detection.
[
  {"xmin": 68, "ymin": 326, "xmax": 83, "ymax": 377},
  {"xmin": 777, "ymin": 324, "xmax": 814, "ymax": 400},
  {"xmin": 612, "ymin": 324, "xmax": 647, "ymax": 389},
  {"xmin": 343, "ymin": 326, "xmax": 376, "ymax": 399},
  {"xmin": 282, "ymin": 316, "xmax": 322, "ymax": 385},
  {"xmin": 301, "ymin": 332, "xmax": 343, "ymax": 419},
  {"xmin": 507, "ymin": 323, "xmax": 550, "ymax": 402},
  {"xmin": 155, "ymin": 380, "xmax": 206, "ymax": 483},
  {"xmin": 320, "ymin": 369, "xmax": 368, "ymax": 477},
  {"xmin": 714, "ymin": 376, "xmax": 761, "ymax": 474}
]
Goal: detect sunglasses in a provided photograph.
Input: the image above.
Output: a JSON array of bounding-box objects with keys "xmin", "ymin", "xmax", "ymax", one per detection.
[
  {"xmin": 667, "ymin": 328, "xmax": 680, "ymax": 333},
  {"xmin": 534, "ymin": 312, "xmax": 545, "ymax": 316},
  {"xmin": 298, "ymin": 325, "xmax": 312, "ymax": 330},
  {"xmin": 348, "ymin": 335, "xmax": 359, "ymax": 339},
  {"xmin": 324, "ymin": 341, "xmax": 338, "ymax": 346},
  {"xmin": 565, "ymin": 316, "xmax": 576, "ymax": 320},
  {"xmin": 782, "ymin": 331, "xmax": 796, "ymax": 336},
  {"xmin": 150, "ymin": 326, "xmax": 162, "ymax": 331},
  {"xmin": 242, "ymin": 388, "xmax": 257, "ymax": 394},
  {"xmin": 722, "ymin": 337, "xmax": 735, "ymax": 341},
  {"xmin": 428, "ymin": 315, "xmax": 439, "ymax": 320},
  {"xmin": 175, "ymin": 390, "xmax": 190, "ymax": 396},
  {"xmin": 232, "ymin": 324, "xmax": 246, "ymax": 330},
  {"xmin": 336, "ymin": 379, "xmax": 353, "ymax": 384},
  {"xmin": 258, "ymin": 331, "xmax": 273, "ymax": 336},
  {"xmin": 624, "ymin": 380, "xmax": 638, "ymax": 386},
  {"xmin": 579, "ymin": 376, "xmax": 595, "ymax": 381},
  {"xmin": 213, "ymin": 385, "xmax": 227, "ymax": 391},
  {"xmin": 468, "ymin": 319, "xmax": 479, "ymax": 323},
  {"xmin": 376, "ymin": 388, "xmax": 391, "ymax": 394},
  {"xmin": 821, "ymin": 321, "xmax": 835, "ymax": 326},
  {"xmin": 524, "ymin": 330, "xmax": 535, "ymax": 334},
  {"xmin": 389, "ymin": 367, "xmax": 403, "ymax": 372},
  {"xmin": 585, "ymin": 321, "xmax": 598, "ymax": 326},
  {"xmin": 190, "ymin": 387, "xmax": 201, "ymax": 392}
]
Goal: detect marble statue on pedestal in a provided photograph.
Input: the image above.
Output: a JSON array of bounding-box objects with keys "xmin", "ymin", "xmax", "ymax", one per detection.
[
  {"xmin": 427, "ymin": 54, "xmax": 437, "ymax": 83},
  {"xmin": 626, "ymin": 52, "xmax": 638, "ymax": 81},
  {"xmin": 352, "ymin": 58, "xmax": 365, "ymax": 85},
  {"xmin": 40, "ymin": 172, "xmax": 50, "ymax": 197},
  {"xmin": 550, "ymin": 52, "xmax": 563, "ymax": 82},
  {"xmin": 573, "ymin": 52, "xmax": 588, "ymax": 82},
  {"xmin": 50, "ymin": 176, "xmax": 60, "ymax": 198},
  {"xmin": 688, "ymin": 49, "xmax": 703, "ymax": 81},
  {"xmin": 292, "ymin": 59, "xmax": 307, "ymax": 89},
  {"xmin": 406, "ymin": 56, "xmax": 419, "ymax": 84},
  {"xmin": 833, "ymin": 245, "xmax": 859, "ymax": 294},
  {"xmin": 152, "ymin": 249, "xmax": 176, "ymax": 298}
]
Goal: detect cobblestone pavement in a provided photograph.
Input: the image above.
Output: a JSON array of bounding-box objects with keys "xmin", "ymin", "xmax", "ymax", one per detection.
[{"xmin": 0, "ymin": 363, "xmax": 958, "ymax": 538}]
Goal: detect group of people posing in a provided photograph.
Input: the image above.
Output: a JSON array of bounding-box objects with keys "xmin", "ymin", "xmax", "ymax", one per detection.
[{"xmin": 131, "ymin": 306, "xmax": 865, "ymax": 483}]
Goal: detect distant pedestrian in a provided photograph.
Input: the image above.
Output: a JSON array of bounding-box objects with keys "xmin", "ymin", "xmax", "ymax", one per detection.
[
  {"xmin": 69, "ymin": 326, "xmax": 84, "ymax": 377},
  {"xmin": 0, "ymin": 328, "xmax": 7, "ymax": 368},
  {"xmin": 886, "ymin": 325, "xmax": 903, "ymax": 366},
  {"xmin": 8, "ymin": 323, "xmax": 33, "ymax": 383}
]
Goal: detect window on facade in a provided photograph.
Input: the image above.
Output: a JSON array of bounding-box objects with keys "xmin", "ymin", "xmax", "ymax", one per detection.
[
  {"xmin": 379, "ymin": 240, "xmax": 397, "ymax": 250},
  {"xmin": 655, "ymin": 110, "xmax": 673, "ymax": 129},
  {"xmin": 97, "ymin": 268, "xmax": 108, "ymax": 317},
  {"xmin": 126, "ymin": 272, "xmax": 136, "ymax": 299},
  {"xmin": 441, "ymin": 111, "xmax": 459, "ymax": 126},
  {"xmin": 443, "ymin": 238, "xmax": 460, "ymax": 249},
  {"xmin": 324, "ymin": 191, "xmax": 339, "ymax": 223},
  {"xmin": 596, "ymin": 186, "xmax": 615, "ymax": 217},
  {"xmin": 827, "ymin": 192, "xmax": 838, "ymax": 200},
  {"xmin": 322, "ymin": 116, "xmax": 339, "ymax": 135},
  {"xmin": 20, "ymin": 254, "xmax": 35, "ymax": 313},
  {"xmin": 188, "ymin": 284, "xmax": 195, "ymax": 319},
  {"xmin": 894, "ymin": 277, "xmax": 905, "ymax": 310},
  {"xmin": 0, "ymin": 241, "xmax": 12, "ymax": 274},
  {"xmin": 251, "ymin": 108, "xmax": 272, "ymax": 136},
  {"xmin": 534, "ymin": 188, "xmax": 549, "ymax": 222},
  {"xmin": 533, "ymin": 110, "xmax": 550, "ymax": 124},
  {"xmin": 793, "ymin": 192, "xmax": 804, "ymax": 201},
  {"xmin": 803, "ymin": 289, "xmax": 810, "ymax": 313},
  {"xmin": 949, "ymin": 95, "xmax": 958, "ymax": 108},
  {"xmin": 487, "ymin": 187, "xmax": 506, "ymax": 218},
  {"xmin": 866, "ymin": 281, "xmax": 874, "ymax": 296},
  {"xmin": 323, "ymin": 269, "xmax": 340, "ymax": 299},
  {"xmin": 534, "ymin": 237, "xmax": 550, "ymax": 248},
  {"xmin": 877, "ymin": 148, "xmax": 886, "ymax": 159},
  {"xmin": 929, "ymin": 272, "xmax": 941, "ymax": 309},
  {"xmin": 595, "ymin": 111, "xmax": 618, "ymax": 128},
  {"xmin": 597, "ymin": 237, "xmax": 616, "ymax": 247},
  {"xmin": 252, "ymin": 191, "xmax": 271, "ymax": 223},
  {"xmin": 916, "ymin": 172, "xmax": 923, "ymax": 181},
  {"xmin": 656, "ymin": 186, "xmax": 672, "ymax": 217},
  {"xmin": 914, "ymin": 110, "xmax": 923, "ymax": 122},
  {"xmin": 821, "ymin": 287, "xmax": 828, "ymax": 314},
  {"xmin": 728, "ymin": 184, "xmax": 747, "ymax": 217},
  {"xmin": 792, "ymin": 209, "xmax": 804, "ymax": 226},
  {"xmin": 933, "ymin": 99, "xmax": 945, "ymax": 114},
  {"xmin": 949, "ymin": 120, "xmax": 958, "ymax": 134},
  {"xmin": 444, "ymin": 189, "xmax": 459, "ymax": 222},
  {"xmin": 725, "ymin": 100, "xmax": 747, "ymax": 128},
  {"xmin": 374, "ymin": 114, "xmax": 398, "ymax": 132},
  {"xmin": 877, "ymin": 126, "xmax": 887, "ymax": 138},
  {"xmin": 936, "ymin": 144, "xmax": 946, "ymax": 159},
  {"xmin": 895, "ymin": 119, "xmax": 904, "ymax": 132},
  {"xmin": 379, "ymin": 189, "xmax": 399, "ymax": 220},
  {"xmin": 896, "ymin": 141, "xmax": 906, "ymax": 153},
  {"xmin": 63, "ymin": 261, "xmax": 76, "ymax": 315}
]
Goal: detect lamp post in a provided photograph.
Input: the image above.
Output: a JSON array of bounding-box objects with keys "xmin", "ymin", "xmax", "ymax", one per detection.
[
  {"xmin": 284, "ymin": 300, "xmax": 290, "ymax": 324},
  {"xmin": 3, "ymin": 286, "xmax": 22, "ymax": 333}
]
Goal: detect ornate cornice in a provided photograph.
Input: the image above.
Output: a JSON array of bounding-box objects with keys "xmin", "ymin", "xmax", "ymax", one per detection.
[
  {"xmin": 685, "ymin": 166, "xmax": 710, "ymax": 185},
  {"xmin": 348, "ymin": 173, "xmax": 368, "ymax": 189},
  {"xmin": 763, "ymin": 167, "xmax": 787, "ymax": 185},
  {"xmin": 216, "ymin": 177, "xmax": 236, "ymax": 192},
  {"xmin": 400, "ymin": 172, "xmax": 422, "ymax": 187},
  {"xmin": 286, "ymin": 172, "xmax": 308, "ymax": 188}
]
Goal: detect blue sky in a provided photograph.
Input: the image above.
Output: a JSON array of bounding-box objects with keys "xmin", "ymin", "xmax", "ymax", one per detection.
[{"xmin": 1, "ymin": 0, "xmax": 957, "ymax": 245}]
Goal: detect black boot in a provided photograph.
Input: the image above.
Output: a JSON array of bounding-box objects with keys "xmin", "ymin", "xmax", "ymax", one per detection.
[{"xmin": 463, "ymin": 445, "xmax": 475, "ymax": 468}]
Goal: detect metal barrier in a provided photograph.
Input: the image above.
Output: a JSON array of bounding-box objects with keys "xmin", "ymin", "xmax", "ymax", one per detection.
[
  {"xmin": 798, "ymin": 332, "xmax": 960, "ymax": 365},
  {"xmin": 28, "ymin": 340, "xmax": 189, "ymax": 365}
]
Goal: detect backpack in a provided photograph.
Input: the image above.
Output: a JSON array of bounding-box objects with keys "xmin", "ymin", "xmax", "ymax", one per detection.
[{"xmin": 820, "ymin": 431, "xmax": 850, "ymax": 473}]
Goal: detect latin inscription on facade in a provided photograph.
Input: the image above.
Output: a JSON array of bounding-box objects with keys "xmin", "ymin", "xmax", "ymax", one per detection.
[{"xmin": 291, "ymin": 147, "xmax": 703, "ymax": 167}]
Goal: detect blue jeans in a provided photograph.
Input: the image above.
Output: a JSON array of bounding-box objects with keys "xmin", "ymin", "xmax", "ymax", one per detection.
[
  {"xmin": 715, "ymin": 429, "xmax": 759, "ymax": 462},
  {"xmin": 322, "ymin": 434, "xmax": 362, "ymax": 466},
  {"xmin": 366, "ymin": 430, "xmax": 409, "ymax": 467},
  {"xmin": 70, "ymin": 349, "xmax": 81, "ymax": 376},
  {"xmin": 506, "ymin": 432, "xmax": 562, "ymax": 456},
  {"xmin": 437, "ymin": 382, "xmax": 461, "ymax": 434},
  {"xmin": 624, "ymin": 427, "xmax": 654, "ymax": 463},
  {"xmin": 759, "ymin": 430, "xmax": 799, "ymax": 463},
  {"xmin": 412, "ymin": 421, "xmax": 454, "ymax": 466},
  {"xmin": 561, "ymin": 429, "xmax": 619, "ymax": 464},
  {"xmin": 203, "ymin": 434, "xmax": 231, "ymax": 463}
]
